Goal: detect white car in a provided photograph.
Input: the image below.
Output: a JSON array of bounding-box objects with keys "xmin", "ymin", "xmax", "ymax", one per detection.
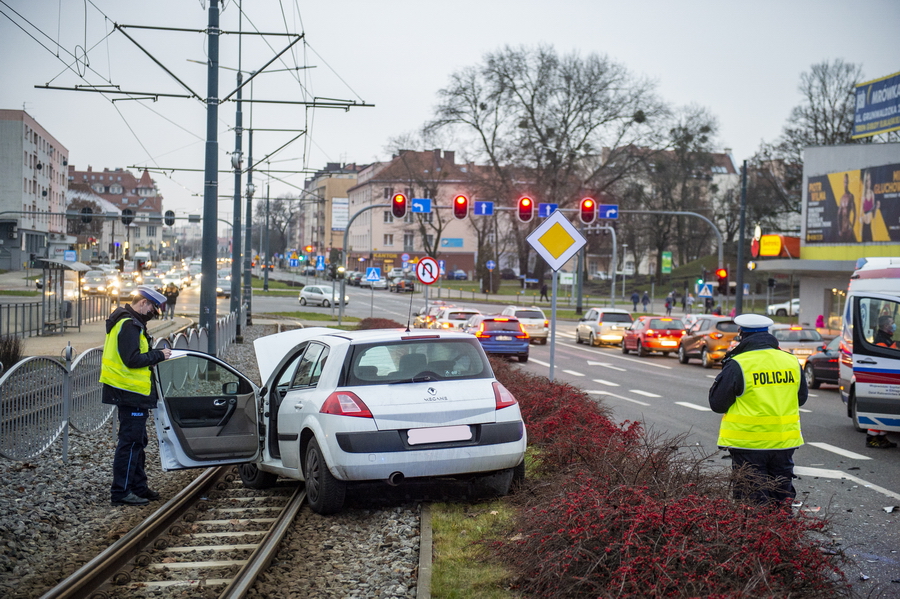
[
  {"xmin": 152, "ymin": 328, "xmax": 527, "ymax": 514},
  {"xmin": 370, "ymin": 277, "xmax": 389, "ymax": 290},
  {"xmin": 500, "ymin": 306, "xmax": 548, "ymax": 344},
  {"xmin": 431, "ymin": 307, "xmax": 482, "ymax": 330},
  {"xmin": 766, "ymin": 298, "xmax": 800, "ymax": 317},
  {"xmin": 299, "ymin": 285, "xmax": 349, "ymax": 307}
]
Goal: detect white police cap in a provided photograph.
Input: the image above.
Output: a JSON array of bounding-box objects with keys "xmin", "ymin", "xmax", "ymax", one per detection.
[
  {"xmin": 734, "ymin": 313, "xmax": 773, "ymax": 331},
  {"xmin": 136, "ymin": 285, "xmax": 167, "ymax": 309}
]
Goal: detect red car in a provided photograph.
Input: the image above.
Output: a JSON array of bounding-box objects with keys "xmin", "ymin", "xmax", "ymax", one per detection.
[{"xmin": 622, "ymin": 316, "xmax": 686, "ymax": 357}]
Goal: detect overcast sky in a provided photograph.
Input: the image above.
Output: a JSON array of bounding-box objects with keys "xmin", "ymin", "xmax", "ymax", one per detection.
[{"xmin": 2, "ymin": 0, "xmax": 898, "ymax": 219}]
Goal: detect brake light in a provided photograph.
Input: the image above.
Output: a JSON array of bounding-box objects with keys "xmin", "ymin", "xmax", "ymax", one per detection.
[
  {"xmin": 475, "ymin": 323, "xmax": 489, "ymax": 338},
  {"xmin": 543, "ymin": 320, "xmax": 549, "ymax": 327},
  {"xmin": 493, "ymin": 382, "xmax": 518, "ymax": 409},
  {"xmin": 646, "ymin": 329, "xmax": 655, "ymax": 336},
  {"xmin": 494, "ymin": 317, "xmax": 510, "ymax": 322},
  {"xmin": 442, "ymin": 322, "xmax": 452, "ymax": 328},
  {"xmin": 320, "ymin": 391, "xmax": 373, "ymax": 418},
  {"xmin": 516, "ymin": 323, "xmax": 529, "ymax": 339},
  {"xmin": 789, "ymin": 326, "xmax": 803, "ymax": 330}
]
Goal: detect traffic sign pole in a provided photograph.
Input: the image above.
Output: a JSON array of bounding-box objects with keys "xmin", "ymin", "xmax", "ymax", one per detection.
[{"xmin": 549, "ymin": 270, "xmax": 558, "ymax": 382}]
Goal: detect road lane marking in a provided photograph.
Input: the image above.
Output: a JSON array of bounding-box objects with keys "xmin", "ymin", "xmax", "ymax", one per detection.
[
  {"xmin": 630, "ymin": 389, "xmax": 661, "ymax": 398},
  {"xmin": 675, "ymin": 401, "xmax": 711, "ymax": 412},
  {"xmin": 586, "ymin": 391, "xmax": 650, "ymax": 406},
  {"xmin": 806, "ymin": 442, "xmax": 871, "ymax": 460},
  {"xmin": 592, "ymin": 379, "xmax": 620, "ymax": 387},
  {"xmin": 562, "ymin": 370, "xmax": 585, "ymax": 376},
  {"xmin": 808, "ymin": 393, "xmax": 818, "ymax": 398},
  {"xmin": 587, "ymin": 361, "xmax": 626, "ymax": 372},
  {"xmin": 799, "ymin": 408, "xmax": 812, "ymax": 413},
  {"xmin": 794, "ymin": 466, "xmax": 899, "ymax": 501},
  {"xmin": 564, "ymin": 344, "xmax": 673, "ymax": 369},
  {"xmin": 528, "ymin": 358, "xmax": 551, "ymax": 367}
]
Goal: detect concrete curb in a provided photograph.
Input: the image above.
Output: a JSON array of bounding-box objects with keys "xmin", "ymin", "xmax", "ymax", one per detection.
[{"xmin": 416, "ymin": 503, "xmax": 432, "ymax": 599}]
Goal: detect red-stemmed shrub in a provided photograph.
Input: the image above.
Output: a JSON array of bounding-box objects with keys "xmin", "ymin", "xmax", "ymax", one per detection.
[{"xmin": 355, "ymin": 317, "xmax": 405, "ymax": 330}]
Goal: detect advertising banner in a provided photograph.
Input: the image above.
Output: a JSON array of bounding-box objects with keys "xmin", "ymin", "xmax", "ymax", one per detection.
[
  {"xmin": 853, "ymin": 71, "xmax": 900, "ymax": 139},
  {"xmin": 331, "ymin": 198, "xmax": 349, "ymax": 231},
  {"xmin": 805, "ymin": 162, "xmax": 900, "ymax": 243}
]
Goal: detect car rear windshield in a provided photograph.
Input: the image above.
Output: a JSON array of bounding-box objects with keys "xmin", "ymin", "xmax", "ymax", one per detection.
[
  {"xmin": 484, "ymin": 320, "xmax": 521, "ymax": 332},
  {"xmin": 649, "ymin": 319, "xmax": 684, "ymax": 329},
  {"xmin": 600, "ymin": 313, "xmax": 633, "ymax": 323},
  {"xmin": 344, "ymin": 338, "xmax": 492, "ymax": 385},
  {"xmin": 716, "ymin": 322, "xmax": 740, "ymax": 333},
  {"xmin": 515, "ymin": 310, "xmax": 544, "ymax": 319},
  {"xmin": 773, "ymin": 329, "xmax": 822, "ymax": 342},
  {"xmin": 448, "ymin": 312, "xmax": 477, "ymax": 320}
]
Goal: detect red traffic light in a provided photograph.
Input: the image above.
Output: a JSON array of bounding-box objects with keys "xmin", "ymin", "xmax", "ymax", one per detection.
[
  {"xmin": 517, "ymin": 197, "xmax": 534, "ymax": 223},
  {"xmin": 715, "ymin": 268, "xmax": 728, "ymax": 294},
  {"xmin": 305, "ymin": 245, "xmax": 313, "ymax": 253},
  {"xmin": 392, "ymin": 193, "xmax": 408, "ymax": 219},
  {"xmin": 579, "ymin": 197, "xmax": 596, "ymax": 224},
  {"xmin": 452, "ymin": 194, "xmax": 469, "ymax": 219},
  {"xmin": 715, "ymin": 268, "xmax": 728, "ymax": 279}
]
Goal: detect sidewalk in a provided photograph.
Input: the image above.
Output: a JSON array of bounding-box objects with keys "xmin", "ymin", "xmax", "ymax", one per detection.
[{"xmin": 21, "ymin": 316, "xmax": 194, "ymax": 357}]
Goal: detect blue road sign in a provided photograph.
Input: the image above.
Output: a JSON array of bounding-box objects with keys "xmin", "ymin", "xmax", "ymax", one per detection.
[
  {"xmin": 366, "ymin": 267, "xmax": 382, "ymax": 281},
  {"xmin": 474, "ymin": 201, "xmax": 494, "ymax": 216},
  {"xmin": 486, "ymin": 260, "xmax": 496, "ymax": 271},
  {"xmin": 697, "ymin": 283, "xmax": 713, "ymax": 298},
  {"xmin": 289, "ymin": 258, "xmax": 299, "ymax": 267},
  {"xmin": 598, "ymin": 204, "xmax": 619, "ymax": 219},
  {"xmin": 316, "ymin": 255, "xmax": 325, "ymax": 271},
  {"xmin": 411, "ymin": 198, "xmax": 432, "ymax": 213},
  {"xmin": 439, "ymin": 259, "xmax": 446, "ymax": 274},
  {"xmin": 440, "ymin": 238, "xmax": 463, "ymax": 248},
  {"xmin": 538, "ymin": 203, "xmax": 558, "ymax": 218},
  {"xmin": 401, "ymin": 253, "xmax": 410, "ymax": 262}
]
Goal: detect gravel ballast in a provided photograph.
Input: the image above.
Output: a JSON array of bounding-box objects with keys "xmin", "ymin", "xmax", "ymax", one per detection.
[{"xmin": 0, "ymin": 324, "xmax": 421, "ymax": 598}]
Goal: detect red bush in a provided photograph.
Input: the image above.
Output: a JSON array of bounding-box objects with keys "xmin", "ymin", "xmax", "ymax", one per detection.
[{"xmin": 355, "ymin": 317, "xmax": 405, "ymax": 330}]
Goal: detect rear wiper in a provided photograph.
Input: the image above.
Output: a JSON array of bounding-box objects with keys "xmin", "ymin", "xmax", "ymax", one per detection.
[{"xmin": 390, "ymin": 374, "xmax": 435, "ymax": 384}]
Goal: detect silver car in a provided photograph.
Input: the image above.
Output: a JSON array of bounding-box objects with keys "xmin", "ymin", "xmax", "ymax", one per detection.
[
  {"xmin": 299, "ymin": 285, "xmax": 349, "ymax": 307},
  {"xmin": 500, "ymin": 305, "xmax": 548, "ymax": 345},
  {"xmin": 575, "ymin": 308, "xmax": 634, "ymax": 346}
]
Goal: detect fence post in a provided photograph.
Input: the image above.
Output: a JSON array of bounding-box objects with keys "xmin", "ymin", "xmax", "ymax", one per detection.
[{"xmin": 62, "ymin": 342, "xmax": 75, "ymax": 464}]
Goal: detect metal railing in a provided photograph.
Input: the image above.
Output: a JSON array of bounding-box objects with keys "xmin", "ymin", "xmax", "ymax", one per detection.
[
  {"xmin": 0, "ymin": 306, "xmax": 245, "ymax": 463},
  {"xmin": 0, "ymin": 295, "xmax": 111, "ymax": 338}
]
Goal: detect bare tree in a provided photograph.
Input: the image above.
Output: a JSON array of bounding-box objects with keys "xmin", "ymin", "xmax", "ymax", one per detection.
[
  {"xmin": 66, "ymin": 197, "xmax": 104, "ymax": 239},
  {"xmin": 253, "ymin": 194, "xmax": 301, "ymax": 256}
]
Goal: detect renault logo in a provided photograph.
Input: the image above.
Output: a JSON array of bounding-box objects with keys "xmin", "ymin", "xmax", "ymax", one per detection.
[{"xmin": 427, "ymin": 387, "xmax": 436, "ymax": 395}]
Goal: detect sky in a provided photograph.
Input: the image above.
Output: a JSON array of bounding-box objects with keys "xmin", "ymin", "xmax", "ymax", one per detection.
[{"xmin": 2, "ymin": 0, "xmax": 898, "ymax": 222}]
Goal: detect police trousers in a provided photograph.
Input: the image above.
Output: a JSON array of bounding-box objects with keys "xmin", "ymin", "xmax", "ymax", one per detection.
[
  {"xmin": 111, "ymin": 407, "xmax": 151, "ymax": 501},
  {"xmin": 729, "ymin": 448, "xmax": 796, "ymax": 506}
]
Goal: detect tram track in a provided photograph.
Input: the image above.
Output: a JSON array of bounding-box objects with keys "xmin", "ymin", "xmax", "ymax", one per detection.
[{"xmin": 40, "ymin": 466, "xmax": 305, "ymax": 599}]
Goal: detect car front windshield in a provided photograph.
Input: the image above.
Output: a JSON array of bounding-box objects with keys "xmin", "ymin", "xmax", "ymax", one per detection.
[{"xmin": 345, "ymin": 338, "xmax": 491, "ymax": 385}]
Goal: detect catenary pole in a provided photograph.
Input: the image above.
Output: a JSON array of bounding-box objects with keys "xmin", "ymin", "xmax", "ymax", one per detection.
[
  {"xmin": 229, "ymin": 6, "xmax": 243, "ymax": 323},
  {"xmin": 200, "ymin": 0, "xmax": 220, "ymax": 354},
  {"xmin": 735, "ymin": 159, "xmax": 748, "ymax": 315}
]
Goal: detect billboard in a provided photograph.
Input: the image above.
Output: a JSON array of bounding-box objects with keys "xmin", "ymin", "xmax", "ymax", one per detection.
[
  {"xmin": 853, "ymin": 71, "xmax": 900, "ymax": 139},
  {"xmin": 331, "ymin": 198, "xmax": 349, "ymax": 231},
  {"xmin": 805, "ymin": 162, "xmax": 900, "ymax": 244}
]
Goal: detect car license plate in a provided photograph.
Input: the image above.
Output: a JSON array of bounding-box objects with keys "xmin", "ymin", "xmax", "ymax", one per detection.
[
  {"xmin": 408, "ymin": 425, "xmax": 472, "ymax": 445},
  {"xmin": 496, "ymin": 335, "xmax": 512, "ymax": 341},
  {"xmin": 661, "ymin": 340, "xmax": 677, "ymax": 347}
]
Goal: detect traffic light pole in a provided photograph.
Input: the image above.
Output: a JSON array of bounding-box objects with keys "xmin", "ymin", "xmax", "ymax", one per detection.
[
  {"xmin": 199, "ymin": 0, "xmax": 220, "ymax": 355},
  {"xmin": 735, "ymin": 160, "xmax": 748, "ymax": 316}
]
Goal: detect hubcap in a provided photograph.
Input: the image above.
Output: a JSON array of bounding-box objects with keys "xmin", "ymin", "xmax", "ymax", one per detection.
[{"xmin": 306, "ymin": 449, "xmax": 320, "ymax": 501}]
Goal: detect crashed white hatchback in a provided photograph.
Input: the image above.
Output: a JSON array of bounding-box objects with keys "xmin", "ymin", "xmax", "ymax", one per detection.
[{"xmin": 153, "ymin": 328, "xmax": 527, "ymax": 514}]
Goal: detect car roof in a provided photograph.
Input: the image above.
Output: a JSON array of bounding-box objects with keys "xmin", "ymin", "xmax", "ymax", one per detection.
[
  {"xmin": 588, "ymin": 307, "xmax": 631, "ymax": 314},
  {"xmin": 769, "ymin": 324, "xmax": 815, "ymax": 330}
]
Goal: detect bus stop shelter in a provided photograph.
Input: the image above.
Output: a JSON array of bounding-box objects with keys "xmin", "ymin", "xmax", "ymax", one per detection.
[{"xmin": 37, "ymin": 258, "xmax": 92, "ymax": 335}]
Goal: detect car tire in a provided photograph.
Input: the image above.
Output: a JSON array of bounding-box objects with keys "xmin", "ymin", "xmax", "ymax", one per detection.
[
  {"xmin": 511, "ymin": 459, "xmax": 526, "ymax": 491},
  {"xmin": 622, "ymin": 341, "xmax": 630, "ymax": 354},
  {"xmin": 638, "ymin": 343, "xmax": 649, "ymax": 357},
  {"xmin": 304, "ymin": 437, "xmax": 346, "ymax": 515},
  {"xmin": 238, "ymin": 463, "xmax": 277, "ymax": 489},
  {"xmin": 540, "ymin": 337, "xmax": 547, "ymax": 345},
  {"xmin": 849, "ymin": 393, "xmax": 866, "ymax": 433},
  {"xmin": 323, "ymin": 299, "xmax": 331, "ymax": 308},
  {"xmin": 589, "ymin": 333, "xmax": 596, "ymax": 347},
  {"xmin": 518, "ymin": 354, "xmax": 529, "ymax": 363},
  {"xmin": 701, "ymin": 348, "xmax": 713, "ymax": 369},
  {"xmin": 678, "ymin": 345, "xmax": 689, "ymax": 364},
  {"xmin": 804, "ymin": 363, "xmax": 820, "ymax": 389},
  {"xmin": 776, "ymin": 309, "xmax": 787, "ymax": 316},
  {"xmin": 575, "ymin": 330, "xmax": 582, "ymax": 344},
  {"xmin": 299, "ymin": 297, "xmax": 307, "ymax": 306}
]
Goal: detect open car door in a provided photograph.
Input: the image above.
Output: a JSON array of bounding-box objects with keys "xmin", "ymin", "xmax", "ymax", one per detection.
[{"xmin": 153, "ymin": 350, "xmax": 261, "ymax": 470}]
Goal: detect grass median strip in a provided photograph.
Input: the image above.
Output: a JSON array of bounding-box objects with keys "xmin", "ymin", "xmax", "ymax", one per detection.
[{"xmin": 262, "ymin": 311, "xmax": 361, "ymax": 323}]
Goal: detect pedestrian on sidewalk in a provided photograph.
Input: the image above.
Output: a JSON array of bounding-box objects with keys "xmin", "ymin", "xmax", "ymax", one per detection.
[
  {"xmin": 163, "ymin": 283, "xmax": 179, "ymax": 321},
  {"xmin": 664, "ymin": 293, "xmax": 673, "ymax": 317},
  {"xmin": 686, "ymin": 292, "xmax": 695, "ymax": 314},
  {"xmin": 100, "ymin": 286, "xmax": 172, "ymax": 506},
  {"xmin": 631, "ymin": 291, "xmax": 640, "ymax": 311},
  {"xmin": 708, "ymin": 314, "xmax": 807, "ymax": 505}
]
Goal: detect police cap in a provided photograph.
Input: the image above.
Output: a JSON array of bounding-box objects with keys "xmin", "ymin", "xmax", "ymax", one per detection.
[{"xmin": 734, "ymin": 313, "xmax": 773, "ymax": 333}]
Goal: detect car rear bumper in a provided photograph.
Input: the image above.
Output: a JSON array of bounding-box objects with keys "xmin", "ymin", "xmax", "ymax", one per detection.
[
  {"xmin": 478, "ymin": 339, "xmax": 530, "ymax": 354},
  {"xmin": 644, "ymin": 338, "xmax": 681, "ymax": 350}
]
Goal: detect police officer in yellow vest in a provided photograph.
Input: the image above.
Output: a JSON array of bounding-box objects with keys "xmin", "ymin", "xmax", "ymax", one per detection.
[
  {"xmin": 708, "ymin": 313, "xmax": 807, "ymax": 505},
  {"xmin": 100, "ymin": 286, "xmax": 172, "ymax": 506}
]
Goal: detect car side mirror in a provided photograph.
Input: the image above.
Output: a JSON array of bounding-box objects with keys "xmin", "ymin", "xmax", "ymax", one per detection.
[{"xmin": 222, "ymin": 381, "xmax": 239, "ymax": 394}]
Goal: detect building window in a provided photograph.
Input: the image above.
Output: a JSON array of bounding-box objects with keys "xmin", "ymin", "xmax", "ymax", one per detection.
[
  {"xmin": 421, "ymin": 212, "xmax": 434, "ymax": 223},
  {"xmin": 404, "ymin": 187, "xmax": 413, "ymax": 198},
  {"xmin": 425, "ymin": 234, "xmax": 434, "ymax": 247},
  {"xmin": 404, "ymin": 213, "xmax": 414, "ymax": 224},
  {"xmin": 403, "ymin": 233, "xmax": 414, "ymax": 251},
  {"xmin": 383, "ymin": 187, "xmax": 393, "ymax": 199},
  {"xmin": 133, "ymin": 227, "xmax": 141, "ymax": 239},
  {"xmin": 110, "ymin": 184, "xmax": 123, "ymax": 194},
  {"xmin": 383, "ymin": 234, "xmax": 394, "ymax": 246},
  {"xmin": 146, "ymin": 226, "xmax": 157, "ymax": 237},
  {"xmin": 383, "ymin": 211, "xmax": 393, "ymax": 223}
]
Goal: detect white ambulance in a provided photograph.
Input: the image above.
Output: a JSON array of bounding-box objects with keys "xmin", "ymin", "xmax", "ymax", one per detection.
[{"xmin": 840, "ymin": 257, "xmax": 900, "ymax": 432}]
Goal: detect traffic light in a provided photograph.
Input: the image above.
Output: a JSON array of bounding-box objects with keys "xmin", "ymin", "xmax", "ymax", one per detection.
[
  {"xmin": 80, "ymin": 206, "xmax": 93, "ymax": 224},
  {"xmin": 698, "ymin": 268, "xmax": 707, "ymax": 286},
  {"xmin": 579, "ymin": 197, "xmax": 596, "ymax": 224},
  {"xmin": 391, "ymin": 193, "xmax": 407, "ymax": 219},
  {"xmin": 715, "ymin": 267, "xmax": 728, "ymax": 295},
  {"xmin": 517, "ymin": 197, "xmax": 534, "ymax": 223},
  {"xmin": 452, "ymin": 194, "xmax": 469, "ymax": 219},
  {"xmin": 305, "ymin": 245, "xmax": 313, "ymax": 253},
  {"xmin": 121, "ymin": 209, "xmax": 134, "ymax": 226},
  {"xmin": 164, "ymin": 210, "xmax": 175, "ymax": 226}
]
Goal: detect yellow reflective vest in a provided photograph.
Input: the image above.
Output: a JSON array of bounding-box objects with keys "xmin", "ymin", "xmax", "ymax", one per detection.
[
  {"xmin": 99, "ymin": 317, "xmax": 152, "ymax": 396},
  {"xmin": 717, "ymin": 349, "xmax": 803, "ymax": 450}
]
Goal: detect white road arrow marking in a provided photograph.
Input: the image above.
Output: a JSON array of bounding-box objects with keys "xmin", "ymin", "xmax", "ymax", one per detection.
[
  {"xmin": 586, "ymin": 391, "xmax": 649, "ymax": 406},
  {"xmin": 563, "ymin": 370, "xmax": 585, "ymax": 376},
  {"xmin": 587, "ymin": 361, "xmax": 626, "ymax": 372},
  {"xmin": 528, "ymin": 358, "xmax": 551, "ymax": 367}
]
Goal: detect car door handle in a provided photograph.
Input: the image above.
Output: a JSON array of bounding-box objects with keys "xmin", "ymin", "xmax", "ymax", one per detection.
[
  {"xmin": 213, "ymin": 398, "xmax": 227, "ymax": 406},
  {"xmin": 294, "ymin": 402, "xmax": 303, "ymax": 410},
  {"xmin": 855, "ymin": 358, "xmax": 877, "ymax": 365}
]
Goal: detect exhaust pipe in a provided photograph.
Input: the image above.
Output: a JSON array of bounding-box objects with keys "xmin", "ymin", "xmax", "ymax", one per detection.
[{"xmin": 386, "ymin": 471, "xmax": 404, "ymax": 486}]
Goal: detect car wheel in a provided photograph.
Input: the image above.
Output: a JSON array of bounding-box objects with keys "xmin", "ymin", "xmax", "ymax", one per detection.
[
  {"xmin": 638, "ymin": 343, "xmax": 649, "ymax": 357},
  {"xmin": 518, "ymin": 354, "xmax": 529, "ymax": 363},
  {"xmin": 622, "ymin": 341, "xmax": 630, "ymax": 354},
  {"xmin": 849, "ymin": 393, "xmax": 866, "ymax": 433},
  {"xmin": 804, "ymin": 363, "xmax": 820, "ymax": 389},
  {"xmin": 589, "ymin": 333, "xmax": 597, "ymax": 347},
  {"xmin": 511, "ymin": 459, "xmax": 526, "ymax": 491},
  {"xmin": 238, "ymin": 463, "xmax": 277, "ymax": 489},
  {"xmin": 701, "ymin": 348, "xmax": 713, "ymax": 369},
  {"xmin": 540, "ymin": 337, "xmax": 547, "ymax": 345},
  {"xmin": 678, "ymin": 345, "xmax": 689, "ymax": 364},
  {"xmin": 299, "ymin": 297, "xmax": 307, "ymax": 306},
  {"xmin": 776, "ymin": 309, "xmax": 787, "ymax": 316},
  {"xmin": 304, "ymin": 437, "xmax": 346, "ymax": 515},
  {"xmin": 323, "ymin": 299, "xmax": 331, "ymax": 308},
  {"xmin": 575, "ymin": 330, "xmax": 581, "ymax": 344}
]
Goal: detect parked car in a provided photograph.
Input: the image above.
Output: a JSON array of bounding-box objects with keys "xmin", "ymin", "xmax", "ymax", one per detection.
[
  {"xmin": 389, "ymin": 277, "xmax": 416, "ymax": 293},
  {"xmin": 766, "ymin": 298, "xmax": 801, "ymax": 317},
  {"xmin": 431, "ymin": 307, "xmax": 481, "ymax": 330},
  {"xmin": 299, "ymin": 285, "xmax": 349, "ymax": 307},
  {"xmin": 677, "ymin": 316, "xmax": 740, "ymax": 368},
  {"xmin": 769, "ymin": 324, "xmax": 824, "ymax": 367},
  {"xmin": 215, "ymin": 278, "xmax": 231, "ymax": 298},
  {"xmin": 575, "ymin": 308, "xmax": 634, "ymax": 346},
  {"xmin": 347, "ymin": 271, "xmax": 364, "ymax": 287},
  {"xmin": 447, "ymin": 269, "xmax": 468, "ymax": 281},
  {"xmin": 500, "ymin": 306, "xmax": 548, "ymax": 345},
  {"xmin": 152, "ymin": 328, "xmax": 527, "ymax": 514},
  {"xmin": 499, "ymin": 268, "xmax": 518, "ymax": 280},
  {"xmin": 622, "ymin": 316, "xmax": 686, "ymax": 357},
  {"xmin": 387, "ymin": 267, "xmax": 406, "ymax": 279},
  {"xmin": 370, "ymin": 277, "xmax": 389, "ymax": 290},
  {"xmin": 463, "ymin": 315, "xmax": 530, "ymax": 362},
  {"xmin": 803, "ymin": 336, "xmax": 841, "ymax": 388}
]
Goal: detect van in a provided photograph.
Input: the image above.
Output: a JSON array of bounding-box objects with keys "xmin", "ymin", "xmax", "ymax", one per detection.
[{"xmin": 840, "ymin": 257, "xmax": 900, "ymax": 432}]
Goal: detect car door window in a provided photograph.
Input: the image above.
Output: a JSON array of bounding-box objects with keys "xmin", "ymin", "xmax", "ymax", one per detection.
[
  {"xmin": 292, "ymin": 343, "xmax": 329, "ymax": 387},
  {"xmin": 859, "ymin": 297, "xmax": 900, "ymax": 353}
]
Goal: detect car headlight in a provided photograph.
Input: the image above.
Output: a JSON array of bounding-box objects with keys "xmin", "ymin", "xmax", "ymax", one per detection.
[{"xmin": 216, "ymin": 287, "xmax": 223, "ymax": 293}]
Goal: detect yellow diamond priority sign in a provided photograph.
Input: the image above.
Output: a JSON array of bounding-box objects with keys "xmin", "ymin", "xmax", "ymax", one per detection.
[{"xmin": 526, "ymin": 210, "xmax": 587, "ymax": 272}]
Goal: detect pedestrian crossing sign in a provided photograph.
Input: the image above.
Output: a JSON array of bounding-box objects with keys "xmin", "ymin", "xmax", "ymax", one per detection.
[{"xmin": 697, "ymin": 283, "xmax": 714, "ymax": 298}]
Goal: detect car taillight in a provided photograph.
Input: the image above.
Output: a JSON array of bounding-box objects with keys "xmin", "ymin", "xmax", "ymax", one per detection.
[
  {"xmin": 543, "ymin": 320, "xmax": 549, "ymax": 327},
  {"xmin": 475, "ymin": 323, "xmax": 489, "ymax": 338},
  {"xmin": 516, "ymin": 323, "xmax": 529, "ymax": 339},
  {"xmin": 493, "ymin": 382, "xmax": 518, "ymax": 410},
  {"xmin": 442, "ymin": 322, "xmax": 452, "ymax": 328},
  {"xmin": 320, "ymin": 391, "xmax": 373, "ymax": 418},
  {"xmin": 710, "ymin": 332, "xmax": 723, "ymax": 339}
]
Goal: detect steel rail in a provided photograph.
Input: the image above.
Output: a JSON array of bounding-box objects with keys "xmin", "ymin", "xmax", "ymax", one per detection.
[{"xmin": 38, "ymin": 467, "xmax": 225, "ymax": 599}]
